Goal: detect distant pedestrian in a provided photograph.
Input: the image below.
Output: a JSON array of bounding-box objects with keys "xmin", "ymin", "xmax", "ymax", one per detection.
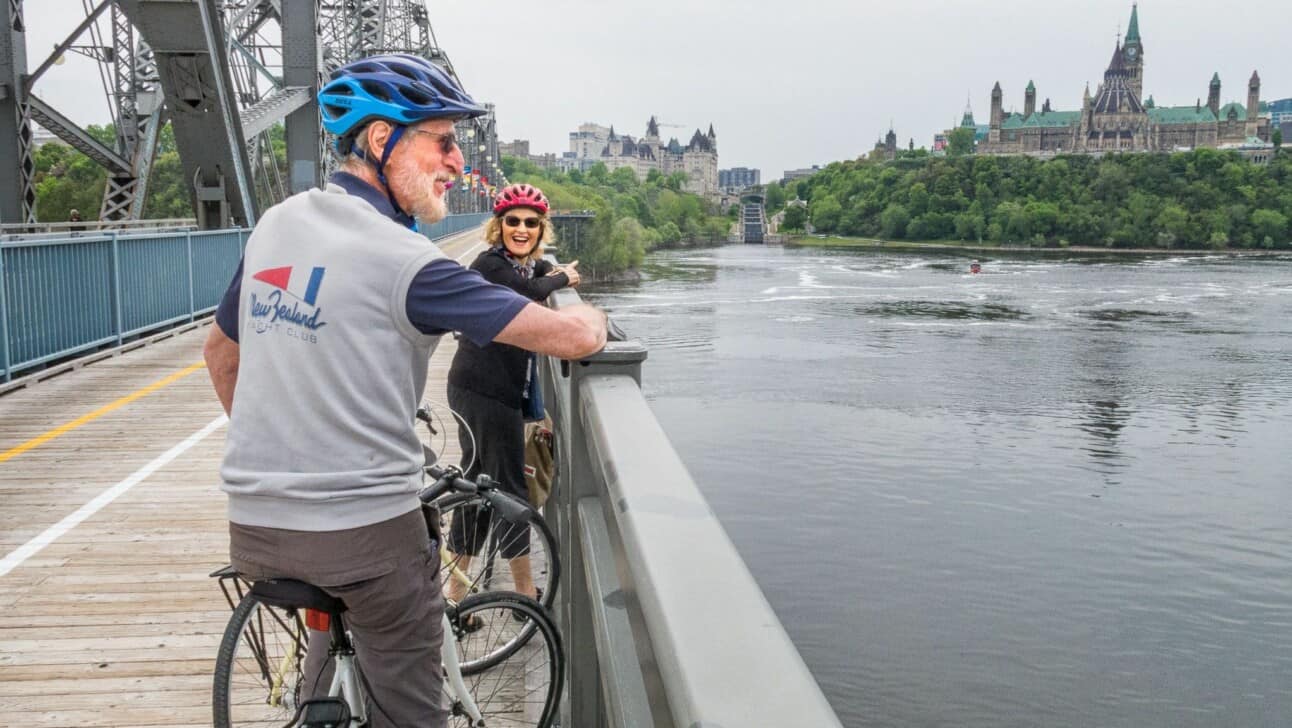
[{"xmin": 68, "ymin": 209, "xmax": 86, "ymax": 233}]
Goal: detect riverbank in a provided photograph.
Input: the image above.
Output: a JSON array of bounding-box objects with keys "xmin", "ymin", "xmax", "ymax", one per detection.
[{"xmin": 786, "ymin": 235, "xmax": 1292, "ymax": 256}]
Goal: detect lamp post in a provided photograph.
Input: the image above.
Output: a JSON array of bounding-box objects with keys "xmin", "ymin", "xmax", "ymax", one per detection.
[{"xmin": 465, "ymin": 125, "xmax": 479, "ymax": 213}]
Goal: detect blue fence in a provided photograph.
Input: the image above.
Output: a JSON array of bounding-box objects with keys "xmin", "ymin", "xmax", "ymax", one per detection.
[
  {"xmin": 419, "ymin": 212, "xmax": 490, "ymax": 241},
  {"xmin": 0, "ymin": 229, "xmax": 250, "ymax": 382},
  {"xmin": 0, "ymin": 213, "xmax": 490, "ymax": 383}
]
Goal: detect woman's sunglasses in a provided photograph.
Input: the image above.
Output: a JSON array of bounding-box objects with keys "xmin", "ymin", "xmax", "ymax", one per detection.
[{"xmin": 503, "ymin": 215, "xmax": 542, "ymax": 229}]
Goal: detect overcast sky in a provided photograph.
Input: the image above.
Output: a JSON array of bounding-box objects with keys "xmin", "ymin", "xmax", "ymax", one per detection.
[{"xmin": 23, "ymin": 0, "xmax": 1286, "ymax": 179}]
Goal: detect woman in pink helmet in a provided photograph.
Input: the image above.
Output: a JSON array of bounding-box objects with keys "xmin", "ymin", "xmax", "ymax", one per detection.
[{"xmin": 443, "ymin": 183, "xmax": 578, "ymax": 608}]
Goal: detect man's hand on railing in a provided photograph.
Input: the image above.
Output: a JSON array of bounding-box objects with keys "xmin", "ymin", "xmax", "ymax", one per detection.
[
  {"xmin": 566, "ymin": 303, "xmax": 608, "ymax": 354},
  {"xmin": 494, "ymin": 301, "xmax": 606, "ymax": 360}
]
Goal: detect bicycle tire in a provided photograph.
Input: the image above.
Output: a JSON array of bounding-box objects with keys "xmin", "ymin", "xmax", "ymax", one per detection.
[
  {"xmin": 213, "ymin": 593, "xmax": 309, "ymax": 728},
  {"xmin": 448, "ymin": 591, "xmax": 564, "ymax": 727},
  {"xmin": 435, "ymin": 490, "xmax": 560, "ymax": 612}
]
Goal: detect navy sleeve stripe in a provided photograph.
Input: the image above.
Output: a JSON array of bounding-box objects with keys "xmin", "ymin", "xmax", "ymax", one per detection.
[
  {"xmin": 215, "ymin": 258, "xmax": 244, "ymax": 343},
  {"xmin": 406, "ymin": 258, "xmax": 529, "ymax": 346}
]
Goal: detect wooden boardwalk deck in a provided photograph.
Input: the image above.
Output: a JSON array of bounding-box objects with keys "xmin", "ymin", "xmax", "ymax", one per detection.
[{"xmin": 0, "ymin": 232, "xmax": 485, "ymax": 727}]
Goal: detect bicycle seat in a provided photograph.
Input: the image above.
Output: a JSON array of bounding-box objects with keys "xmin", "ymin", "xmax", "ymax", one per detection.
[{"xmin": 250, "ymin": 578, "xmax": 348, "ymax": 615}]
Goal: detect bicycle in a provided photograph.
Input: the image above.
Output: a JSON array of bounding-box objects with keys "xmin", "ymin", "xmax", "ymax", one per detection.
[
  {"xmin": 416, "ymin": 407, "xmax": 560, "ymax": 622},
  {"xmin": 424, "ymin": 460, "xmax": 560, "ymax": 674},
  {"xmin": 210, "ymin": 472, "xmax": 564, "ymax": 727}
]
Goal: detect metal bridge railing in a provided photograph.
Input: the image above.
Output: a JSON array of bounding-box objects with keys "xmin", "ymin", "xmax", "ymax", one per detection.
[
  {"xmin": 0, "ymin": 212, "xmax": 490, "ymax": 384},
  {"xmin": 418, "ymin": 212, "xmax": 491, "ymax": 241},
  {"xmin": 0, "ymin": 229, "xmax": 249, "ymax": 382},
  {"xmin": 540, "ymin": 286, "xmax": 843, "ymax": 727},
  {"xmin": 0, "ymin": 218, "xmax": 199, "ymax": 238}
]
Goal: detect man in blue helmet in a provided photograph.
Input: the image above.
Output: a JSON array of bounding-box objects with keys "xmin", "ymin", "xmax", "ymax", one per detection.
[{"xmin": 203, "ymin": 54, "xmax": 605, "ymax": 726}]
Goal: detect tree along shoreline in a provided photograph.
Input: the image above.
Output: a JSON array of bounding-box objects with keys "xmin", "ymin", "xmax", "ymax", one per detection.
[
  {"xmin": 773, "ymin": 148, "xmax": 1291, "ymax": 252},
  {"xmin": 787, "ymin": 235, "xmax": 1292, "ymax": 256}
]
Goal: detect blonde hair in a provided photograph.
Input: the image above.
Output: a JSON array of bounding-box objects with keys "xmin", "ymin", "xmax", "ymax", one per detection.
[{"xmin": 485, "ymin": 213, "xmax": 556, "ymax": 265}]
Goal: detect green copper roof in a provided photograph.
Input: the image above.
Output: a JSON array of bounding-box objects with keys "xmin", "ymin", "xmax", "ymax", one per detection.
[
  {"xmin": 1149, "ymin": 106, "xmax": 1217, "ymax": 124},
  {"xmin": 1021, "ymin": 110, "xmax": 1081, "ymax": 128},
  {"xmin": 1211, "ymin": 72, "xmax": 1220, "ymax": 85},
  {"xmin": 1125, "ymin": 4, "xmax": 1140, "ymax": 43},
  {"xmin": 1001, "ymin": 113, "xmax": 1027, "ymax": 130},
  {"xmin": 1026, "ymin": 80, "xmax": 1035, "ymax": 92},
  {"xmin": 1219, "ymin": 102, "xmax": 1248, "ymax": 120},
  {"xmin": 1145, "ymin": 95, "xmax": 1155, "ymax": 109}
]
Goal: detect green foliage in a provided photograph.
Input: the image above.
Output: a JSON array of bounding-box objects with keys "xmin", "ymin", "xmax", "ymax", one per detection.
[
  {"xmin": 782, "ymin": 205, "xmax": 807, "ymax": 231},
  {"xmin": 500, "ymin": 155, "xmax": 730, "ymax": 277},
  {"xmin": 947, "ymin": 127, "xmax": 975, "ymax": 157},
  {"xmin": 1273, "ymin": 128, "xmax": 1282, "ymax": 149},
  {"xmin": 793, "ymin": 149, "xmax": 1292, "ymax": 249},
  {"xmin": 34, "ymin": 145, "xmax": 106, "ymax": 222},
  {"xmin": 880, "ymin": 203, "xmax": 910, "ymax": 238},
  {"xmin": 810, "ymin": 194, "xmax": 842, "ymax": 231},
  {"xmin": 764, "ymin": 181, "xmax": 787, "ymax": 211},
  {"xmin": 1251, "ymin": 209, "xmax": 1288, "ymax": 243},
  {"xmin": 32, "ymin": 124, "xmax": 117, "ymax": 222}
]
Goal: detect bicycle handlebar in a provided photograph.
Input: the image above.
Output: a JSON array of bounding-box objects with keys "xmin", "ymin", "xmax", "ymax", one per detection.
[
  {"xmin": 421, "ymin": 463, "xmax": 480, "ymax": 499},
  {"xmin": 415, "ymin": 407, "xmax": 527, "ymax": 527}
]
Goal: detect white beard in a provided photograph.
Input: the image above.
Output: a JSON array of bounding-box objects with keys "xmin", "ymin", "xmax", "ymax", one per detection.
[{"xmin": 390, "ymin": 162, "xmax": 448, "ymax": 224}]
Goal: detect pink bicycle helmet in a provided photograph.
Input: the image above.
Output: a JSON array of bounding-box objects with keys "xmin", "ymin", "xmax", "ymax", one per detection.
[{"xmin": 493, "ymin": 183, "xmax": 549, "ymax": 215}]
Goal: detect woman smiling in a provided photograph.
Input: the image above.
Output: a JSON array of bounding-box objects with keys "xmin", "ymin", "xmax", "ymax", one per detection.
[{"xmin": 444, "ymin": 183, "xmax": 578, "ymax": 605}]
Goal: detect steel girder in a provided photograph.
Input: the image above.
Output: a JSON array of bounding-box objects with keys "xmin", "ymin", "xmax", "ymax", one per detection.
[
  {"xmin": 117, "ymin": 0, "xmax": 256, "ymax": 229},
  {"xmin": 0, "ymin": 0, "xmax": 36, "ymax": 224},
  {"xmin": 100, "ymin": 38, "xmax": 165, "ymax": 222},
  {"xmin": 10, "ymin": 0, "xmax": 492, "ymax": 226},
  {"xmin": 12, "ymin": 1, "xmax": 163, "ymax": 223},
  {"xmin": 98, "ymin": 3, "xmax": 166, "ymax": 222}
]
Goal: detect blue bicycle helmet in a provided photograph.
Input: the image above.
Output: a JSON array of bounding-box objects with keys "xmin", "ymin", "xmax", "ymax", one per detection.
[
  {"xmin": 319, "ymin": 53, "xmax": 485, "ymax": 152},
  {"xmin": 318, "ymin": 54, "xmax": 484, "ymax": 226}
]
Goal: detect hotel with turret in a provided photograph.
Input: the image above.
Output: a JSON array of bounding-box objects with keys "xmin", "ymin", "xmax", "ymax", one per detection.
[{"xmin": 565, "ymin": 118, "xmax": 719, "ymax": 199}]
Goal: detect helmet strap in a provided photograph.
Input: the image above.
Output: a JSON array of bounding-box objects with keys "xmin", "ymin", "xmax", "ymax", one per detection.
[{"xmin": 357, "ymin": 124, "xmax": 414, "ymax": 227}]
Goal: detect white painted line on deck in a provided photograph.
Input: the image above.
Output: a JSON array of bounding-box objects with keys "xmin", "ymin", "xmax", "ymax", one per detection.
[
  {"xmin": 0, "ymin": 414, "xmax": 228, "ymax": 579},
  {"xmin": 455, "ymin": 241, "xmax": 484, "ymax": 262}
]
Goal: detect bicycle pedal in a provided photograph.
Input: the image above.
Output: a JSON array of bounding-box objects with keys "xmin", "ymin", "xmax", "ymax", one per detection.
[{"xmin": 298, "ymin": 697, "xmax": 351, "ymax": 727}]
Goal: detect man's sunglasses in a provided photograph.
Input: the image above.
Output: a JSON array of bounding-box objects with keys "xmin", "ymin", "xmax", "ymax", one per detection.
[
  {"xmin": 503, "ymin": 215, "xmax": 542, "ymax": 229},
  {"xmin": 408, "ymin": 129, "xmax": 458, "ymax": 154}
]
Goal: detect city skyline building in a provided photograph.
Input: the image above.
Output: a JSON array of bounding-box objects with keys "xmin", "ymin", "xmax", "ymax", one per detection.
[{"xmin": 719, "ymin": 167, "xmax": 761, "ymax": 192}]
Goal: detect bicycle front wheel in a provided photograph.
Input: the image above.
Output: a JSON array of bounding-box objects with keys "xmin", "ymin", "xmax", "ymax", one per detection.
[
  {"xmin": 448, "ymin": 591, "xmax": 564, "ymax": 728},
  {"xmin": 213, "ymin": 593, "xmax": 309, "ymax": 728},
  {"xmin": 436, "ymin": 491, "xmax": 560, "ymax": 611}
]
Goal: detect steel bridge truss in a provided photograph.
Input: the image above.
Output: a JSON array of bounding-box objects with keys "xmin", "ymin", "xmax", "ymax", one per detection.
[{"xmin": 3, "ymin": 1, "xmax": 491, "ymax": 229}]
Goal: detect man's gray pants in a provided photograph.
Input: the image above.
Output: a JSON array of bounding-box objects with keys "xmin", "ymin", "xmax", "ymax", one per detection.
[{"xmin": 229, "ymin": 508, "xmax": 446, "ymax": 728}]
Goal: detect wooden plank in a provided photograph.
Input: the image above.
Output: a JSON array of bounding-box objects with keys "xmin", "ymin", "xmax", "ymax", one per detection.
[{"xmin": 0, "ymin": 324, "xmax": 476, "ymax": 726}]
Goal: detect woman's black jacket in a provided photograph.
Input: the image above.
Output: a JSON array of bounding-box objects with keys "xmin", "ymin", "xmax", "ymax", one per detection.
[{"xmin": 447, "ymin": 247, "xmax": 569, "ymax": 409}]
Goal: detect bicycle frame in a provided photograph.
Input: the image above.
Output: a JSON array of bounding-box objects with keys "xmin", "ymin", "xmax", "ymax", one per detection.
[
  {"xmin": 215, "ymin": 560, "xmax": 487, "ymax": 726},
  {"xmin": 323, "ymin": 611, "xmax": 481, "ymax": 725}
]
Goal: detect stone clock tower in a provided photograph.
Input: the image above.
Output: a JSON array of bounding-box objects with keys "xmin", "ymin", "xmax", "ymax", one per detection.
[{"xmin": 1122, "ymin": 4, "xmax": 1144, "ymax": 100}]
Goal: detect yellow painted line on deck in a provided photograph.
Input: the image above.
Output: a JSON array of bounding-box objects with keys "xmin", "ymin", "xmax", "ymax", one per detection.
[{"xmin": 0, "ymin": 362, "xmax": 207, "ymax": 464}]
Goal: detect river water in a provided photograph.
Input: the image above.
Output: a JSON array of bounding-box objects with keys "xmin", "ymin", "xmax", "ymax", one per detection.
[{"xmin": 582, "ymin": 245, "xmax": 1292, "ymax": 728}]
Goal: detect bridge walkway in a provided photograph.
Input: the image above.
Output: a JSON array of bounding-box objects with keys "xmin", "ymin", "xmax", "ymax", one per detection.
[{"xmin": 0, "ymin": 230, "xmax": 485, "ymax": 727}]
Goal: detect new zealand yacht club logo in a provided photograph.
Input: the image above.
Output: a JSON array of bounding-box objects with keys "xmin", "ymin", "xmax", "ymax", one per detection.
[{"xmin": 249, "ymin": 265, "xmax": 328, "ymax": 340}]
